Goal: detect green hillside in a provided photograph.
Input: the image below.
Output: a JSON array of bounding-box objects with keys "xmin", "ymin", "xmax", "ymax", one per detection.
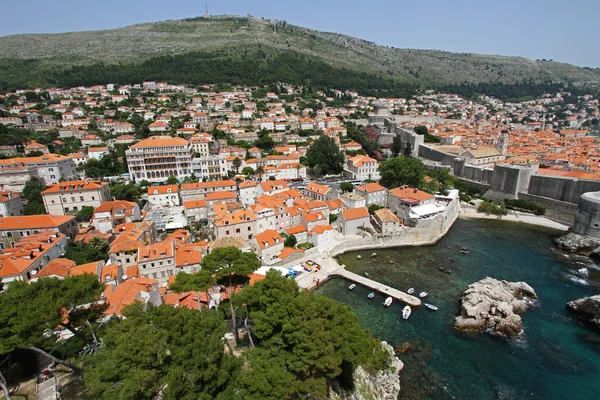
[{"xmin": 0, "ymin": 16, "xmax": 599, "ymax": 96}]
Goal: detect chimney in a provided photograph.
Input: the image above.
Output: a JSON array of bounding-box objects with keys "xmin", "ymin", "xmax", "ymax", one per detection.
[{"xmin": 84, "ymin": 178, "xmax": 89, "ymax": 185}]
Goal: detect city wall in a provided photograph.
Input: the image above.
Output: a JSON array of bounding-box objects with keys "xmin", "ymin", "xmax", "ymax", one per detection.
[
  {"xmin": 328, "ymin": 197, "xmax": 460, "ymax": 257},
  {"xmin": 518, "ymin": 193, "xmax": 579, "ymax": 225}
]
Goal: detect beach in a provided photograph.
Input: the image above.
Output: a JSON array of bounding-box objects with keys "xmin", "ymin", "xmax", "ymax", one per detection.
[{"xmin": 459, "ymin": 202, "xmax": 569, "ymax": 231}]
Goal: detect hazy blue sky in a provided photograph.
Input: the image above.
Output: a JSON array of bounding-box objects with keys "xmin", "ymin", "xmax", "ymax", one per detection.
[{"xmin": 1, "ymin": 0, "xmax": 598, "ymax": 67}]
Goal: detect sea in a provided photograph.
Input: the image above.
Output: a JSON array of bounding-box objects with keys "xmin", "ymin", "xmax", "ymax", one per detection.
[{"xmin": 314, "ymin": 218, "xmax": 600, "ymax": 400}]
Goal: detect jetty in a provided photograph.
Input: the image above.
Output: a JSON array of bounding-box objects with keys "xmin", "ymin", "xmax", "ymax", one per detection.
[{"xmin": 333, "ymin": 268, "xmax": 421, "ymax": 307}]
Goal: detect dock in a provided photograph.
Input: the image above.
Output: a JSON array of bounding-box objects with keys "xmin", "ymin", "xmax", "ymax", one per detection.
[{"xmin": 332, "ymin": 268, "xmax": 421, "ymax": 307}]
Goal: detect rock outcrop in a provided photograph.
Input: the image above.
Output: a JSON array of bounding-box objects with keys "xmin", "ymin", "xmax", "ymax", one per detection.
[
  {"xmin": 454, "ymin": 277, "xmax": 538, "ymax": 336},
  {"xmin": 329, "ymin": 342, "xmax": 403, "ymax": 400},
  {"xmin": 567, "ymin": 295, "xmax": 600, "ymax": 331},
  {"xmin": 554, "ymin": 232, "xmax": 600, "ymax": 255}
]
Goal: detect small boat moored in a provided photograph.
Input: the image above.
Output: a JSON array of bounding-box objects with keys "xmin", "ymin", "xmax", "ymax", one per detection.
[
  {"xmin": 407, "ymin": 288, "xmax": 415, "ymax": 294},
  {"xmin": 460, "ymin": 247, "xmax": 469, "ymax": 254},
  {"xmin": 367, "ymin": 292, "xmax": 375, "ymax": 299},
  {"xmin": 438, "ymin": 266, "xmax": 452, "ymax": 274},
  {"xmin": 384, "ymin": 297, "xmax": 393, "ymax": 307},
  {"xmin": 349, "ymin": 284, "xmax": 356, "ymax": 290},
  {"xmin": 424, "ymin": 303, "xmax": 438, "ymax": 311},
  {"xmin": 402, "ymin": 305, "xmax": 412, "ymax": 320},
  {"xmin": 419, "ymin": 292, "xmax": 428, "ymax": 298}
]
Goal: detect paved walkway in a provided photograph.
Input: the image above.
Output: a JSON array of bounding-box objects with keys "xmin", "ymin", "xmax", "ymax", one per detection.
[{"xmin": 460, "ymin": 203, "xmax": 569, "ymax": 231}]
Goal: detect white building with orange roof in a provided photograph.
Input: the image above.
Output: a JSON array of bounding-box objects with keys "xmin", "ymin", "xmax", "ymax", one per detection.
[
  {"xmin": 92, "ymin": 200, "xmax": 141, "ymax": 233},
  {"xmin": 190, "ymin": 132, "xmax": 213, "ymax": 157},
  {"xmin": 180, "ymin": 179, "xmax": 237, "ymax": 202},
  {"xmin": 238, "ymin": 180, "xmax": 259, "ymax": 207},
  {"xmin": 0, "ymin": 153, "xmax": 77, "ymax": 185},
  {"xmin": 305, "ymin": 182, "xmax": 336, "ymax": 201},
  {"xmin": 147, "ymin": 185, "xmax": 180, "ymax": 208},
  {"xmin": 308, "ymin": 224, "xmax": 335, "ymax": 252},
  {"xmin": 252, "ymin": 230, "xmax": 284, "ymax": 263},
  {"xmin": 205, "ymin": 191, "xmax": 238, "ymax": 216},
  {"xmin": 337, "ymin": 207, "xmax": 371, "ymax": 236},
  {"xmin": 137, "ymin": 241, "xmax": 176, "ymax": 284},
  {"xmin": 191, "ymin": 154, "xmax": 230, "ymax": 181},
  {"xmin": 183, "ymin": 200, "xmax": 208, "ymax": 223},
  {"xmin": 214, "ymin": 209, "xmax": 257, "ymax": 240},
  {"xmin": 41, "ymin": 179, "xmax": 111, "ymax": 215},
  {"xmin": 0, "ymin": 230, "xmax": 68, "ymax": 285},
  {"xmin": 126, "ymin": 136, "xmax": 193, "ymax": 182},
  {"xmin": 104, "ymin": 277, "xmax": 162, "ymax": 317},
  {"xmin": 387, "ymin": 186, "xmax": 438, "ymax": 225},
  {"xmin": 257, "ymin": 179, "xmax": 289, "ymax": 196},
  {"xmin": 354, "ymin": 182, "xmax": 387, "ymax": 206},
  {"xmin": 371, "ymin": 208, "xmax": 401, "ymax": 234},
  {"xmin": 0, "ymin": 191, "xmax": 24, "ymax": 217},
  {"xmin": 344, "ymin": 155, "xmax": 380, "ymax": 181}
]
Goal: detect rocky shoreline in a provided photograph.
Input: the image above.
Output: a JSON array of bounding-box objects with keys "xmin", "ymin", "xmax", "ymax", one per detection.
[
  {"xmin": 567, "ymin": 295, "xmax": 600, "ymax": 332},
  {"xmin": 454, "ymin": 277, "xmax": 538, "ymax": 336},
  {"xmin": 554, "ymin": 232, "xmax": 600, "ymax": 256},
  {"xmin": 329, "ymin": 341, "xmax": 403, "ymax": 400}
]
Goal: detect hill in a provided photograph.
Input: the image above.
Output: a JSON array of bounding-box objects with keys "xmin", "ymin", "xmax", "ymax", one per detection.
[{"xmin": 0, "ymin": 16, "xmax": 599, "ymax": 96}]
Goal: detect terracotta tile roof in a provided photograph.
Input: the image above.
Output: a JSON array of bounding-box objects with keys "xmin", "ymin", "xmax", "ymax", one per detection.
[
  {"xmin": 180, "ymin": 179, "xmax": 236, "ymax": 191},
  {"xmin": 41, "ymin": 180, "xmax": 107, "ymax": 194},
  {"xmin": 310, "ymin": 224, "xmax": 334, "ymax": 235},
  {"xmin": 286, "ymin": 225, "xmax": 307, "ymax": 235},
  {"xmin": 327, "ymin": 198, "xmax": 346, "ymax": 210},
  {"xmin": 183, "ymin": 200, "xmax": 207, "ymax": 209},
  {"xmin": 70, "ymin": 261, "xmax": 104, "ymax": 277},
  {"xmin": 105, "ymin": 278, "xmax": 158, "ymax": 316},
  {"xmin": 34, "ymin": 258, "xmax": 76, "ymax": 279},
  {"xmin": 342, "ymin": 207, "xmax": 369, "ymax": 221},
  {"xmin": 0, "ymin": 215, "xmax": 75, "ymax": 230},
  {"xmin": 374, "ymin": 208, "xmax": 400, "ymax": 222},
  {"xmin": 206, "ymin": 191, "xmax": 237, "ymax": 201},
  {"xmin": 93, "ymin": 200, "xmax": 137, "ymax": 216},
  {"xmin": 259, "ymin": 179, "xmax": 289, "ymax": 192},
  {"xmin": 254, "ymin": 230, "xmax": 283, "ymax": 250},
  {"xmin": 175, "ymin": 243, "xmax": 202, "ymax": 267},
  {"xmin": 305, "ymin": 211, "xmax": 326, "ymax": 222},
  {"xmin": 238, "ymin": 180, "xmax": 258, "ymax": 189},
  {"xmin": 348, "ymin": 155, "xmax": 377, "ymax": 167},
  {"xmin": 388, "ymin": 187, "xmax": 435, "ymax": 202},
  {"xmin": 277, "ymin": 247, "xmax": 304, "ymax": 260},
  {"xmin": 138, "ymin": 242, "xmax": 174, "ymax": 262},
  {"xmin": 214, "ymin": 209, "xmax": 256, "ymax": 226},
  {"xmin": 306, "ymin": 182, "xmax": 331, "ymax": 195},
  {"xmin": 130, "ymin": 136, "xmax": 189, "ymax": 148},
  {"xmin": 148, "ymin": 185, "xmax": 179, "ymax": 195},
  {"xmin": 356, "ymin": 182, "xmax": 386, "ymax": 193}
]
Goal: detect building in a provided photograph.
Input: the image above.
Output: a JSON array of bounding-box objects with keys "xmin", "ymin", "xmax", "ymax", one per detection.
[
  {"xmin": 238, "ymin": 180, "xmax": 259, "ymax": 207},
  {"xmin": 41, "ymin": 179, "xmax": 111, "ymax": 215},
  {"xmin": 354, "ymin": 182, "xmax": 387, "ymax": 207},
  {"xmin": 253, "ymin": 230, "xmax": 284, "ymax": 263},
  {"xmin": 371, "ymin": 208, "xmax": 401, "ymax": 234},
  {"xmin": 0, "ymin": 154, "xmax": 77, "ymax": 185},
  {"xmin": 308, "ymin": 224, "xmax": 335, "ymax": 252},
  {"xmin": 387, "ymin": 186, "xmax": 436, "ymax": 225},
  {"xmin": 459, "ymin": 148, "xmax": 505, "ymax": 166},
  {"xmin": 104, "ymin": 278, "xmax": 162, "ymax": 317},
  {"xmin": 0, "ymin": 192, "xmax": 24, "ymax": 217},
  {"xmin": 0, "ymin": 231, "xmax": 68, "ymax": 286},
  {"xmin": 92, "ymin": 200, "xmax": 141, "ymax": 233},
  {"xmin": 183, "ymin": 200, "xmax": 208, "ymax": 223},
  {"xmin": 214, "ymin": 209, "xmax": 257, "ymax": 240},
  {"xmin": 191, "ymin": 155, "xmax": 230, "ymax": 181},
  {"xmin": 180, "ymin": 180, "xmax": 237, "ymax": 202},
  {"xmin": 343, "ymin": 155, "xmax": 380, "ymax": 181},
  {"xmin": 337, "ymin": 207, "xmax": 371, "ymax": 235},
  {"xmin": 257, "ymin": 179, "xmax": 289, "ymax": 196},
  {"xmin": 190, "ymin": 133, "xmax": 212, "ymax": 157},
  {"xmin": 0, "ymin": 215, "xmax": 77, "ymax": 249},
  {"xmin": 305, "ymin": 182, "xmax": 337, "ymax": 201},
  {"xmin": 340, "ymin": 192, "xmax": 366, "ymax": 209},
  {"xmin": 0, "ymin": 166, "xmax": 40, "ymax": 192},
  {"xmin": 137, "ymin": 241, "xmax": 177, "ymax": 285},
  {"xmin": 147, "ymin": 185, "xmax": 181, "ymax": 208},
  {"xmin": 126, "ymin": 136, "xmax": 193, "ymax": 182}
]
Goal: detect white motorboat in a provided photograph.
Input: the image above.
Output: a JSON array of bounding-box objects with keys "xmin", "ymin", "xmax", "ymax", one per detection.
[
  {"xmin": 349, "ymin": 284, "xmax": 356, "ymax": 290},
  {"xmin": 384, "ymin": 297, "xmax": 393, "ymax": 307},
  {"xmin": 419, "ymin": 292, "xmax": 428, "ymax": 298},
  {"xmin": 407, "ymin": 288, "xmax": 415, "ymax": 294},
  {"xmin": 424, "ymin": 303, "xmax": 438, "ymax": 311},
  {"xmin": 367, "ymin": 292, "xmax": 375, "ymax": 299},
  {"xmin": 402, "ymin": 305, "xmax": 412, "ymax": 320}
]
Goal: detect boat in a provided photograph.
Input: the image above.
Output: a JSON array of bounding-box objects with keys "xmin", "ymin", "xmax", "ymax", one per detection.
[
  {"xmin": 384, "ymin": 297, "xmax": 393, "ymax": 307},
  {"xmin": 424, "ymin": 303, "xmax": 438, "ymax": 311},
  {"xmin": 438, "ymin": 266, "xmax": 452, "ymax": 274},
  {"xmin": 349, "ymin": 284, "xmax": 356, "ymax": 290},
  {"xmin": 460, "ymin": 247, "xmax": 469, "ymax": 254},
  {"xmin": 402, "ymin": 305, "xmax": 412, "ymax": 320},
  {"xmin": 367, "ymin": 292, "xmax": 375, "ymax": 299},
  {"xmin": 419, "ymin": 292, "xmax": 428, "ymax": 298},
  {"xmin": 407, "ymin": 288, "xmax": 415, "ymax": 294}
]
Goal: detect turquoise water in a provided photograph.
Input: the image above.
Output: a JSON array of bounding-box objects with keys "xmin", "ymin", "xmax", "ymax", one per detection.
[{"xmin": 314, "ymin": 219, "xmax": 600, "ymax": 400}]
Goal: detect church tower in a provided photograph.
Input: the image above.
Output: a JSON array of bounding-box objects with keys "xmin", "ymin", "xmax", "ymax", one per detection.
[{"xmin": 495, "ymin": 131, "xmax": 509, "ymax": 156}]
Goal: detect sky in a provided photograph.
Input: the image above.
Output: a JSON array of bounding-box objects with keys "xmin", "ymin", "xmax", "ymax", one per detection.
[{"xmin": 0, "ymin": 0, "xmax": 598, "ymax": 67}]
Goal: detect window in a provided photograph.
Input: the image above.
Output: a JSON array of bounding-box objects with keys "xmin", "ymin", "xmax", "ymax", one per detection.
[
  {"xmin": 80, "ymin": 196, "xmax": 84, "ymax": 201},
  {"xmin": 6, "ymin": 232, "xmax": 11, "ymax": 238},
  {"xmin": 71, "ymin": 197, "xmax": 75, "ymax": 202},
  {"xmin": 92, "ymin": 196, "xmax": 95, "ymax": 200},
  {"xmin": 226, "ymin": 230, "xmax": 230, "ymax": 235}
]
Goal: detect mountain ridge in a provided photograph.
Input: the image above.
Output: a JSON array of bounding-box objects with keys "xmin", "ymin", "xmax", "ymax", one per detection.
[{"xmin": 0, "ymin": 15, "xmax": 599, "ymax": 93}]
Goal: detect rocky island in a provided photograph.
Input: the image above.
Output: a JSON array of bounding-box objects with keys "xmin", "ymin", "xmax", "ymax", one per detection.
[
  {"xmin": 554, "ymin": 232, "xmax": 600, "ymax": 255},
  {"xmin": 567, "ymin": 295, "xmax": 600, "ymax": 331},
  {"xmin": 454, "ymin": 277, "xmax": 538, "ymax": 336}
]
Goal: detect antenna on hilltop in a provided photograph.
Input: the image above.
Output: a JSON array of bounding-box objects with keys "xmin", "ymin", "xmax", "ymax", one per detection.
[{"xmin": 205, "ymin": 4, "xmax": 209, "ymax": 18}]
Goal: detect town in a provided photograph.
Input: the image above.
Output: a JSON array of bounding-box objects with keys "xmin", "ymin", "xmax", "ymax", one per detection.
[{"xmin": 1, "ymin": 79, "xmax": 600, "ymax": 399}]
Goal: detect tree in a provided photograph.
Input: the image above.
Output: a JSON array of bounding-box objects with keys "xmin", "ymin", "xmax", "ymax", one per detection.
[
  {"xmin": 182, "ymin": 173, "xmax": 198, "ymax": 184},
  {"xmin": 255, "ymin": 135, "xmax": 274, "ymax": 151},
  {"xmin": 305, "ymin": 135, "xmax": 344, "ymax": 176},
  {"xmin": 166, "ymin": 175, "xmax": 179, "ymax": 185},
  {"xmin": 391, "ymin": 135, "xmax": 404, "ymax": 157},
  {"xmin": 414, "ymin": 125, "xmax": 429, "ymax": 135},
  {"xmin": 379, "ymin": 156, "xmax": 426, "ymax": 188},
  {"xmin": 110, "ymin": 182, "xmax": 142, "ymax": 202},
  {"xmin": 235, "ymin": 271, "xmax": 390, "ymax": 399},
  {"xmin": 0, "ymin": 275, "xmax": 105, "ymax": 376},
  {"xmin": 201, "ymin": 247, "xmax": 260, "ymax": 345},
  {"xmin": 242, "ymin": 166, "xmax": 255, "ymax": 176},
  {"xmin": 83, "ymin": 304, "xmax": 239, "ymax": 400},
  {"xmin": 64, "ymin": 237, "xmax": 109, "ymax": 265},
  {"xmin": 368, "ymin": 204, "xmax": 384, "ymax": 214},
  {"xmin": 22, "ymin": 176, "xmax": 47, "ymax": 215},
  {"xmin": 403, "ymin": 142, "xmax": 412, "ymax": 157},
  {"xmin": 139, "ymin": 179, "xmax": 150, "ymax": 187},
  {"xmin": 232, "ymin": 157, "xmax": 242, "ymax": 173},
  {"xmin": 76, "ymin": 205, "xmax": 94, "ymax": 222},
  {"xmin": 339, "ymin": 182, "xmax": 354, "ymax": 193},
  {"xmin": 284, "ymin": 234, "xmax": 297, "ymax": 248}
]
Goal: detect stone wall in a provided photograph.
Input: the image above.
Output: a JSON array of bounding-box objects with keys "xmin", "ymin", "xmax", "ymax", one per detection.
[
  {"xmin": 329, "ymin": 198, "xmax": 460, "ymax": 257},
  {"xmin": 418, "ymin": 145, "xmax": 457, "ymax": 166},
  {"xmin": 527, "ymin": 175, "xmax": 600, "ymax": 204},
  {"xmin": 573, "ymin": 192, "xmax": 600, "ymax": 238},
  {"xmin": 518, "ymin": 193, "xmax": 579, "ymax": 225}
]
